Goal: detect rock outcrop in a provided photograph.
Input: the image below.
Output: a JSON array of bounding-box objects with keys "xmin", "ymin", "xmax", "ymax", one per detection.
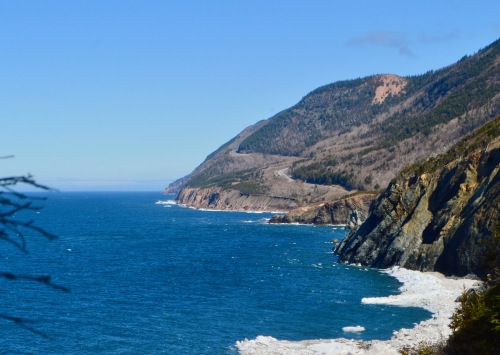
[
  {"xmin": 176, "ymin": 186, "xmax": 303, "ymax": 212},
  {"xmin": 269, "ymin": 193, "xmax": 377, "ymax": 226},
  {"xmin": 335, "ymin": 117, "xmax": 500, "ymax": 277}
]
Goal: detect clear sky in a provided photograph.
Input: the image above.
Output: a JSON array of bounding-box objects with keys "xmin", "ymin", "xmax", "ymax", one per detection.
[{"xmin": 2, "ymin": 1, "xmax": 499, "ymax": 191}]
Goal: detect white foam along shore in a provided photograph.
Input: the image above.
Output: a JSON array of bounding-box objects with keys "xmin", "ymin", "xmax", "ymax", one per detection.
[
  {"xmin": 155, "ymin": 200, "xmax": 177, "ymax": 205},
  {"xmin": 156, "ymin": 199, "xmax": 288, "ymax": 214},
  {"xmin": 236, "ymin": 266, "xmax": 479, "ymax": 355}
]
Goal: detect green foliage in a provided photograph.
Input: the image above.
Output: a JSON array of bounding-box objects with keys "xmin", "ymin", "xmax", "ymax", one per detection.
[
  {"xmin": 238, "ymin": 39, "xmax": 499, "ymax": 159},
  {"xmin": 445, "ymin": 285, "xmax": 500, "ymax": 354},
  {"xmin": 291, "ymin": 162, "xmax": 359, "ymax": 190},
  {"xmin": 237, "ymin": 76, "xmax": 390, "ymax": 156},
  {"xmin": 185, "ymin": 39, "xmax": 500, "ymax": 202},
  {"xmin": 443, "ymin": 221, "xmax": 500, "ymax": 354},
  {"xmin": 401, "ymin": 224, "xmax": 500, "ymax": 355},
  {"xmin": 237, "ymin": 110, "xmax": 308, "ymax": 156},
  {"xmin": 231, "ymin": 181, "xmax": 266, "ymax": 195},
  {"xmin": 400, "ymin": 342, "xmax": 446, "ymax": 355},
  {"xmin": 484, "ymin": 222, "xmax": 500, "ymax": 286},
  {"xmin": 308, "ymin": 77, "xmax": 367, "ymax": 95},
  {"xmin": 370, "ymin": 39, "xmax": 500, "ymax": 151},
  {"xmin": 185, "ymin": 168, "xmax": 268, "ymax": 195}
]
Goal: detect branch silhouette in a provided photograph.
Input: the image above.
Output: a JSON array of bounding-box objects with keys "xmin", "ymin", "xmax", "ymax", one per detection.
[
  {"xmin": 0, "ymin": 313, "xmax": 49, "ymax": 338},
  {"xmin": 0, "ymin": 172, "xmax": 69, "ymax": 337}
]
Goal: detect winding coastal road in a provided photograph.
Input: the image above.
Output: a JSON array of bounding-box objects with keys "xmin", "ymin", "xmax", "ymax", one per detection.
[{"xmin": 276, "ymin": 168, "xmax": 294, "ymax": 182}]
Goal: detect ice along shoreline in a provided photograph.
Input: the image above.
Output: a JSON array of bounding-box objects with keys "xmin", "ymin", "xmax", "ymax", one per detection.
[{"xmin": 236, "ymin": 266, "xmax": 479, "ymax": 355}]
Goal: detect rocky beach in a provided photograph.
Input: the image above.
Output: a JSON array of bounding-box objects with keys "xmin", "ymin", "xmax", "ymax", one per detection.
[{"xmin": 236, "ymin": 267, "xmax": 478, "ymax": 354}]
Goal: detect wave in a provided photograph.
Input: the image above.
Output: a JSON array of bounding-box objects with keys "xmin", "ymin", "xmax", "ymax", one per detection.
[
  {"xmin": 155, "ymin": 200, "xmax": 177, "ymax": 205},
  {"xmin": 178, "ymin": 204, "xmax": 282, "ymax": 214},
  {"xmin": 342, "ymin": 325, "xmax": 365, "ymax": 332}
]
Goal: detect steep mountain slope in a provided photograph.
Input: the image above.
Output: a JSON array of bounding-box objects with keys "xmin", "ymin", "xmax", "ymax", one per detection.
[
  {"xmin": 334, "ymin": 117, "xmax": 500, "ymax": 276},
  {"xmin": 167, "ymin": 38, "xmax": 500, "ymax": 211}
]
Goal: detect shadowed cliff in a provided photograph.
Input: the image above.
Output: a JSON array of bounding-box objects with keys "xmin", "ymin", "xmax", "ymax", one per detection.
[{"xmin": 335, "ymin": 117, "xmax": 500, "ymax": 277}]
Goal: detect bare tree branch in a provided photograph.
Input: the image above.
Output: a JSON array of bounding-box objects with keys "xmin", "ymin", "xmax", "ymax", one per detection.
[
  {"xmin": 0, "ymin": 272, "xmax": 70, "ymax": 293},
  {"xmin": 0, "ymin": 171, "xmax": 69, "ymax": 337},
  {"xmin": 0, "ymin": 313, "xmax": 49, "ymax": 338}
]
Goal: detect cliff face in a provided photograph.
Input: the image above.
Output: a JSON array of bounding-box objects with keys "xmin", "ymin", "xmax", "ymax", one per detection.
[
  {"xmin": 269, "ymin": 193, "xmax": 376, "ymax": 226},
  {"xmin": 176, "ymin": 186, "xmax": 302, "ymax": 212},
  {"xmin": 335, "ymin": 118, "xmax": 500, "ymax": 276}
]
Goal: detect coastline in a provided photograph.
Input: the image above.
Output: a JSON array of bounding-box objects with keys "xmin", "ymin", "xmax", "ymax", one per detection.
[
  {"xmin": 155, "ymin": 199, "xmax": 349, "ymax": 226},
  {"xmin": 236, "ymin": 267, "xmax": 479, "ymax": 355},
  {"xmin": 156, "ymin": 199, "xmax": 288, "ymax": 214}
]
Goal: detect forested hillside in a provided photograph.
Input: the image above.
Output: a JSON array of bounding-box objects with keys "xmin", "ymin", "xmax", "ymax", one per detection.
[{"xmin": 167, "ymin": 38, "xmax": 500, "ymax": 211}]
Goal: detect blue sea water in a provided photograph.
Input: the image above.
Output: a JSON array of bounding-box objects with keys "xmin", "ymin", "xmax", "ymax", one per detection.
[{"xmin": 0, "ymin": 192, "xmax": 431, "ymax": 354}]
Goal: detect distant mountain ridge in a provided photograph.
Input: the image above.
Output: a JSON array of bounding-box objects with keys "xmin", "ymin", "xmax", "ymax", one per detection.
[{"xmin": 167, "ymin": 38, "xmax": 500, "ymax": 212}]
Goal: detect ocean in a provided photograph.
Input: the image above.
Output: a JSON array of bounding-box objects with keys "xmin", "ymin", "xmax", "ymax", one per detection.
[{"xmin": 0, "ymin": 192, "xmax": 430, "ymax": 354}]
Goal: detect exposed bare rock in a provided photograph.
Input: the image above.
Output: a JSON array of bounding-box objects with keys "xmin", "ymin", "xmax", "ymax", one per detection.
[
  {"xmin": 176, "ymin": 186, "xmax": 303, "ymax": 212},
  {"xmin": 269, "ymin": 193, "xmax": 377, "ymax": 225},
  {"xmin": 371, "ymin": 74, "xmax": 407, "ymax": 104},
  {"xmin": 335, "ymin": 118, "xmax": 500, "ymax": 277}
]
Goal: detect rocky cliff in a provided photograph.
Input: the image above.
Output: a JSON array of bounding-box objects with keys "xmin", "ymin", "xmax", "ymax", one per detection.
[
  {"xmin": 176, "ymin": 186, "xmax": 303, "ymax": 212},
  {"xmin": 335, "ymin": 117, "xmax": 500, "ymax": 277},
  {"xmin": 269, "ymin": 193, "xmax": 377, "ymax": 226}
]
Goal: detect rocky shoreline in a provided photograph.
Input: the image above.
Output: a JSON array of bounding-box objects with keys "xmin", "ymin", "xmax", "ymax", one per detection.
[
  {"xmin": 236, "ymin": 267, "xmax": 478, "ymax": 354},
  {"xmin": 335, "ymin": 122, "xmax": 500, "ymax": 277},
  {"xmin": 269, "ymin": 193, "xmax": 377, "ymax": 227}
]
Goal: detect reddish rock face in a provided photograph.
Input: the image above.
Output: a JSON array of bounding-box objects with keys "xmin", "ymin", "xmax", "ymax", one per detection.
[
  {"xmin": 269, "ymin": 193, "xmax": 377, "ymax": 226},
  {"xmin": 176, "ymin": 186, "xmax": 304, "ymax": 212}
]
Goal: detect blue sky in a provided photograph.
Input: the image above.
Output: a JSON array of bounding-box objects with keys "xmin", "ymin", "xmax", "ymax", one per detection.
[{"xmin": 2, "ymin": 1, "xmax": 499, "ymax": 191}]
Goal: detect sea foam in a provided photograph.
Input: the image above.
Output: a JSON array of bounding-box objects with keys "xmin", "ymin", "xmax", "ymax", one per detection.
[
  {"xmin": 155, "ymin": 200, "xmax": 177, "ymax": 205},
  {"xmin": 237, "ymin": 266, "xmax": 479, "ymax": 355}
]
